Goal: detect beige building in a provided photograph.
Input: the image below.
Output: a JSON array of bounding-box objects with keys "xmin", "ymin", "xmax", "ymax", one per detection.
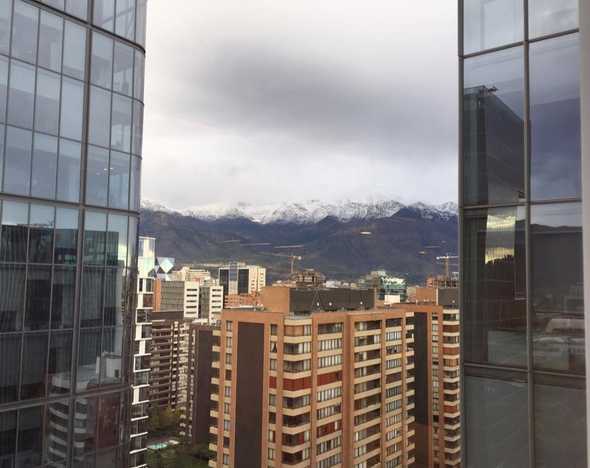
[{"xmin": 209, "ymin": 286, "xmax": 416, "ymax": 468}]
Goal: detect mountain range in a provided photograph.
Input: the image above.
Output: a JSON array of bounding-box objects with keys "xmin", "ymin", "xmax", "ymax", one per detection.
[{"xmin": 139, "ymin": 199, "xmax": 458, "ymax": 283}]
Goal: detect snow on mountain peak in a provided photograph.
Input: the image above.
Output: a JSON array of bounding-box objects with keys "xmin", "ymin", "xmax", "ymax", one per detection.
[{"xmin": 141, "ymin": 199, "xmax": 457, "ymax": 224}]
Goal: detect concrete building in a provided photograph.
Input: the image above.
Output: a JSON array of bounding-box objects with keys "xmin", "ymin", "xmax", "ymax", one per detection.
[
  {"xmin": 395, "ymin": 289, "xmax": 461, "ymax": 468},
  {"xmin": 460, "ymin": 1, "xmax": 589, "ymax": 466},
  {"xmin": 218, "ymin": 262, "xmax": 266, "ymax": 305},
  {"xmin": 0, "ymin": 1, "xmax": 147, "ymax": 467},
  {"xmin": 154, "ymin": 279, "xmax": 200, "ymax": 319},
  {"xmin": 186, "ymin": 323, "xmax": 216, "ymax": 446},
  {"xmin": 200, "ymin": 284, "xmax": 224, "ymax": 324},
  {"xmin": 360, "ymin": 271, "xmax": 407, "ymax": 304},
  {"xmin": 208, "ymin": 287, "xmax": 416, "ymax": 468}
]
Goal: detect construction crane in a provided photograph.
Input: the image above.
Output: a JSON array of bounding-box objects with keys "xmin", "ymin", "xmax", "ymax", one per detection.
[{"xmin": 436, "ymin": 255, "xmax": 458, "ymax": 279}]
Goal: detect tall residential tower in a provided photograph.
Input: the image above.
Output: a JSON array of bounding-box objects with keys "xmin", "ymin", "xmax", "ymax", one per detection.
[
  {"xmin": 0, "ymin": 0, "xmax": 147, "ymax": 466},
  {"xmin": 460, "ymin": 1, "xmax": 588, "ymax": 466}
]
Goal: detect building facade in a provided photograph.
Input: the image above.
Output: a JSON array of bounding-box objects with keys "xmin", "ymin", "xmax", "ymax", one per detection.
[
  {"xmin": 0, "ymin": 0, "xmax": 146, "ymax": 467},
  {"xmin": 199, "ymin": 284, "xmax": 223, "ymax": 324},
  {"xmin": 218, "ymin": 262, "xmax": 266, "ymax": 300},
  {"xmin": 460, "ymin": 1, "xmax": 587, "ymax": 466},
  {"xmin": 209, "ymin": 287, "xmax": 416, "ymax": 468}
]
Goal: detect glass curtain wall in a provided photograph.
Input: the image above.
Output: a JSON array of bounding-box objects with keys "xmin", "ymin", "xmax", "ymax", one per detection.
[
  {"xmin": 0, "ymin": 0, "xmax": 146, "ymax": 467},
  {"xmin": 461, "ymin": 1, "xmax": 584, "ymax": 467}
]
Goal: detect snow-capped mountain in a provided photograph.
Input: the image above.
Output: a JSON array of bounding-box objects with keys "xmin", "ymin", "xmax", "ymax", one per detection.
[{"xmin": 141, "ymin": 199, "xmax": 458, "ymax": 224}]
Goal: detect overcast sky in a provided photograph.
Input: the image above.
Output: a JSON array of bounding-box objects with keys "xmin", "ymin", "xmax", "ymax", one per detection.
[{"xmin": 142, "ymin": 1, "xmax": 458, "ymax": 210}]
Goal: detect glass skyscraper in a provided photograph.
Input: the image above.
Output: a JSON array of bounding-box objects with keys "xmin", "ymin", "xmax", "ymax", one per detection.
[
  {"xmin": 0, "ymin": 0, "xmax": 146, "ymax": 466},
  {"xmin": 460, "ymin": 0, "xmax": 588, "ymax": 467}
]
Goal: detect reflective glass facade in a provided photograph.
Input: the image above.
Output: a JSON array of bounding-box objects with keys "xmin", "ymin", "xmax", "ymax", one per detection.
[
  {"xmin": 0, "ymin": 0, "xmax": 146, "ymax": 467},
  {"xmin": 461, "ymin": 1, "xmax": 585, "ymax": 466}
]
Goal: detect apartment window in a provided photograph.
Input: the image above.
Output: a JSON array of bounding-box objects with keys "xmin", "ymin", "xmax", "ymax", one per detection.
[
  {"xmin": 319, "ymin": 338, "xmax": 342, "ymax": 351},
  {"xmin": 318, "ymin": 322, "xmax": 343, "ymax": 334},
  {"xmin": 225, "ymin": 353, "xmax": 232, "ymax": 365},
  {"xmin": 223, "ymin": 419, "xmax": 230, "ymax": 432},
  {"xmin": 269, "ymin": 394, "xmax": 276, "ymax": 407},
  {"xmin": 270, "ymin": 324, "xmax": 277, "ymax": 336},
  {"xmin": 224, "ymin": 386, "xmax": 231, "ymax": 398},
  {"xmin": 318, "ymin": 354, "xmax": 342, "ymax": 368},
  {"xmin": 224, "ymin": 403, "xmax": 230, "ymax": 414},
  {"xmin": 317, "ymin": 386, "xmax": 342, "ymax": 403},
  {"xmin": 222, "ymin": 454, "xmax": 229, "ymax": 466},
  {"xmin": 226, "ymin": 321, "xmax": 232, "ymax": 332},
  {"xmin": 268, "ymin": 429, "xmax": 275, "ymax": 443},
  {"xmin": 226, "ymin": 336, "xmax": 232, "ymax": 349},
  {"xmin": 268, "ymin": 448, "xmax": 274, "ymax": 461}
]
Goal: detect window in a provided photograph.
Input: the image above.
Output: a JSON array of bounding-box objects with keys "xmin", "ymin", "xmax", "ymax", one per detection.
[
  {"xmin": 0, "ymin": 0, "xmax": 12, "ymax": 55},
  {"xmin": 463, "ymin": 207, "xmax": 526, "ymax": 367},
  {"xmin": 108, "ymin": 150, "xmax": 130, "ymax": 209},
  {"xmin": 12, "ymin": 0, "xmax": 38, "ymax": 64},
  {"xmin": 115, "ymin": 0, "xmax": 136, "ymax": 41},
  {"xmin": 91, "ymin": 32, "xmax": 114, "ymax": 89},
  {"xmin": 111, "ymin": 93, "xmax": 132, "ymax": 152},
  {"xmin": 113, "ymin": 42, "xmax": 134, "ymax": 96},
  {"xmin": 86, "ymin": 145, "xmax": 109, "ymax": 206},
  {"xmin": 4, "ymin": 126, "xmax": 32, "ymax": 196},
  {"xmin": 57, "ymin": 139, "xmax": 81, "ymax": 203},
  {"xmin": 529, "ymin": 0, "xmax": 578, "ymax": 38},
  {"xmin": 62, "ymin": 21, "xmax": 86, "ymax": 80},
  {"xmin": 39, "ymin": 11, "xmax": 63, "ymax": 72},
  {"xmin": 463, "ymin": 0, "xmax": 523, "ymax": 54},
  {"xmin": 226, "ymin": 321, "xmax": 232, "ymax": 332},
  {"xmin": 8, "ymin": 60, "xmax": 35, "ymax": 129},
  {"xmin": 89, "ymin": 86, "xmax": 112, "ymax": 147},
  {"xmin": 94, "ymin": 0, "xmax": 115, "ymax": 31},
  {"xmin": 35, "ymin": 69, "xmax": 61, "ymax": 135},
  {"xmin": 463, "ymin": 47, "xmax": 525, "ymax": 206},
  {"xmin": 60, "ymin": 77, "xmax": 84, "ymax": 141},
  {"xmin": 31, "ymin": 134, "xmax": 58, "ymax": 199},
  {"xmin": 530, "ymin": 34, "xmax": 580, "ymax": 201}
]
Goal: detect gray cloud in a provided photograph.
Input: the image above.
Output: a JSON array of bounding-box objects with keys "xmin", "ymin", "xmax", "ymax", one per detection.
[{"xmin": 142, "ymin": 1, "xmax": 458, "ymax": 210}]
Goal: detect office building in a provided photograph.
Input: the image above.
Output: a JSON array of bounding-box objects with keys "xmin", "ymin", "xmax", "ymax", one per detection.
[
  {"xmin": 218, "ymin": 262, "xmax": 266, "ymax": 305},
  {"xmin": 209, "ymin": 287, "xmax": 416, "ymax": 468},
  {"xmin": 360, "ymin": 271, "xmax": 407, "ymax": 304},
  {"xmin": 200, "ymin": 284, "xmax": 224, "ymax": 324},
  {"xmin": 395, "ymin": 289, "xmax": 460, "ymax": 468},
  {"xmin": 154, "ymin": 279, "xmax": 200, "ymax": 319},
  {"xmin": 460, "ymin": 1, "xmax": 588, "ymax": 466},
  {"xmin": 0, "ymin": 1, "xmax": 147, "ymax": 467}
]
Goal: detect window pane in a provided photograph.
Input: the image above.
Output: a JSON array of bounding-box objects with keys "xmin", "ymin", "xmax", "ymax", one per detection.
[
  {"xmin": 530, "ymin": 34, "xmax": 580, "ymax": 201},
  {"xmin": 104, "ymin": 269, "xmax": 122, "ymax": 327},
  {"xmin": 0, "ymin": 410, "xmax": 17, "ymax": 462},
  {"xmin": 0, "ymin": 124, "xmax": 4, "ymax": 185},
  {"xmin": 66, "ymin": 0, "xmax": 88, "ymax": 20},
  {"xmin": 17, "ymin": 406, "xmax": 44, "ymax": 466},
  {"xmin": 101, "ymin": 327, "xmax": 122, "ymax": 384},
  {"xmin": 12, "ymin": 0, "xmax": 38, "ymax": 64},
  {"xmin": 54, "ymin": 207, "xmax": 78, "ymax": 265},
  {"xmin": 127, "ymin": 216, "xmax": 137, "ymax": 267},
  {"xmin": 35, "ymin": 69, "xmax": 61, "ymax": 136},
  {"xmin": 463, "ymin": 0, "xmax": 523, "ymax": 54},
  {"xmin": 4, "ymin": 126, "xmax": 32, "ymax": 196},
  {"xmin": 91, "ymin": 33, "xmax": 113, "ymax": 89},
  {"xmin": 84, "ymin": 211, "xmax": 106, "ymax": 265},
  {"xmin": 94, "ymin": 0, "xmax": 115, "ymax": 32},
  {"xmin": 109, "ymin": 151, "xmax": 129, "ymax": 210},
  {"xmin": 57, "ymin": 139, "xmax": 81, "ymax": 203},
  {"xmin": 8, "ymin": 60, "xmax": 35, "ymax": 129},
  {"xmin": 0, "ymin": 0, "xmax": 12, "ymax": 55},
  {"xmin": 63, "ymin": 21, "xmax": 86, "ymax": 80},
  {"xmin": 21, "ymin": 333, "xmax": 48, "ymax": 400},
  {"xmin": 48, "ymin": 331, "xmax": 72, "ymax": 395},
  {"xmin": 98, "ymin": 394, "xmax": 121, "ymax": 444},
  {"xmin": 534, "ymin": 374, "xmax": 586, "ymax": 466},
  {"xmin": 0, "ymin": 264, "xmax": 25, "ymax": 332},
  {"xmin": 88, "ymin": 86, "xmax": 111, "ymax": 147},
  {"xmin": 86, "ymin": 145, "xmax": 109, "ymax": 206},
  {"xmin": 532, "ymin": 203, "xmax": 583, "ymax": 373},
  {"xmin": 25, "ymin": 265, "xmax": 52, "ymax": 331},
  {"xmin": 115, "ymin": 0, "xmax": 135, "ymax": 41},
  {"xmin": 113, "ymin": 42, "xmax": 134, "ymax": 96},
  {"xmin": 463, "ymin": 207, "xmax": 526, "ymax": 367},
  {"xmin": 51, "ymin": 267, "xmax": 75, "ymax": 329},
  {"xmin": 77, "ymin": 329, "xmax": 100, "ymax": 387},
  {"xmin": 133, "ymin": 51, "xmax": 144, "ymax": 101},
  {"xmin": 132, "ymin": 100, "xmax": 143, "ymax": 155},
  {"xmin": 107, "ymin": 214, "xmax": 127, "ymax": 267},
  {"xmin": 0, "ymin": 54, "xmax": 8, "ymax": 122},
  {"xmin": 529, "ymin": 0, "xmax": 578, "ymax": 38},
  {"xmin": 60, "ymin": 77, "xmax": 84, "ymax": 141},
  {"xmin": 0, "ymin": 336, "xmax": 21, "ymax": 403},
  {"xmin": 465, "ymin": 370, "xmax": 529, "ymax": 467},
  {"xmin": 463, "ymin": 47, "xmax": 525, "ymax": 206},
  {"xmin": 81, "ymin": 267, "xmax": 103, "ymax": 328},
  {"xmin": 41, "ymin": 0, "xmax": 64, "ymax": 9},
  {"xmin": 136, "ymin": 0, "xmax": 147, "ymax": 47},
  {"xmin": 1, "ymin": 200, "xmax": 28, "ymax": 263},
  {"xmin": 111, "ymin": 94, "xmax": 132, "ymax": 152},
  {"xmin": 39, "ymin": 11, "xmax": 63, "ymax": 72},
  {"xmin": 28, "ymin": 204, "xmax": 54, "ymax": 264},
  {"xmin": 129, "ymin": 156, "xmax": 141, "ymax": 210},
  {"xmin": 31, "ymin": 133, "xmax": 58, "ymax": 199}
]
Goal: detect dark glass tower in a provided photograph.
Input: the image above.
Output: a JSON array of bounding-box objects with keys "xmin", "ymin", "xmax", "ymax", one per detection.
[
  {"xmin": 460, "ymin": 1, "xmax": 587, "ymax": 467},
  {"xmin": 0, "ymin": 0, "xmax": 146, "ymax": 466}
]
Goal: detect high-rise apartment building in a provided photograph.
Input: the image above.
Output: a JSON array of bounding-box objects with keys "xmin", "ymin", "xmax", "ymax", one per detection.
[
  {"xmin": 200, "ymin": 284, "xmax": 224, "ymax": 324},
  {"xmin": 0, "ymin": 1, "xmax": 146, "ymax": 467},
  {"xmin": 209, "ymin": 287, "xmax": 416, "ymax": 468},
  {"xmin": 460, "ymin": 1, "xmax": 588, "ymax": 466},
  {"xmin": 154, "ymin": 279, "xmax": 200, "ymax": 319},
  {"xmin": 396, "ymin": 289, "xmax": 461, "ymax": 468}
]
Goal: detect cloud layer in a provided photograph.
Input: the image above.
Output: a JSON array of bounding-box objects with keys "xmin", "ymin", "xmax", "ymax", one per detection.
[{"xmin": 143, "ymin": 1, "xmax": 458, "ymax": 210}]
